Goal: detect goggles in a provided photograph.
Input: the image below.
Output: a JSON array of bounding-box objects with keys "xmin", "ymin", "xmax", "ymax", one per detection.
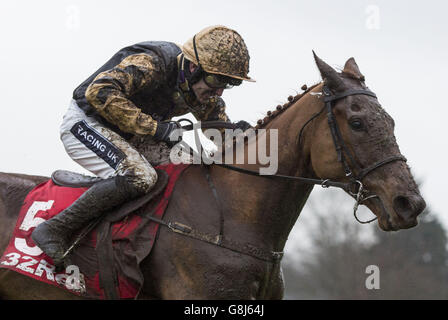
[{"xmin": 203, "ymin": 73, "xmax": 242, "ymax": 89}]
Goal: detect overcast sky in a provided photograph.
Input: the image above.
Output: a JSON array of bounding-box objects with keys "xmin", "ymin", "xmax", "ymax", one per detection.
[{"xmin": 1, "ymin": 0, "xmax": 447, "ymax": 241}]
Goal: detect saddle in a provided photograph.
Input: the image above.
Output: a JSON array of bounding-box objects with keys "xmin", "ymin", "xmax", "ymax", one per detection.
[
  {"xmin": 51, "ymin": 169, "xmax": 168, "ymax": 222},
  {"xmin": 0, "ymin": 163, "xmax": 190, "ymax": 299}
]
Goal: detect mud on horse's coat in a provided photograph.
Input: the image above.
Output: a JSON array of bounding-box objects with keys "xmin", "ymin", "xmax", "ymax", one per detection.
[{"xmin": 0, "ymin": 54, "xmax": 425, "ymax": 299}]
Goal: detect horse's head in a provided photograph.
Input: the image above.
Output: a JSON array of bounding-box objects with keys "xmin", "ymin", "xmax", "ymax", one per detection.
[{"xmin": 308, "ymin": 53, "xmax": 425, "ymax": 231}]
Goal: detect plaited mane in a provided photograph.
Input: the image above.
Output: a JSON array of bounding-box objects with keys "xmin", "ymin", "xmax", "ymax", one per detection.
[
  {"xmin": 254, "ymin": 83, "xmax": 321, "ymax": 129},
  {"xmin": 221, "ymin": 82, "xmax": 321, "ymax": 152}
]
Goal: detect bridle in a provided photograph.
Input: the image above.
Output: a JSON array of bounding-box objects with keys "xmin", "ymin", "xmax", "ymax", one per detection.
[
  {"xmin": 145, "ymin": 85, "xmax": 408, "ymax": 265},
  {"xmin": 178, "ymin": 84, "xmax": 407, "ymax": 224},
  {"xmin": 319, "ymin": 85, "xmax": 407, "ymax": 223},
  {"xmin": 64, "ymin": 86, "xmax": 408, "ymax": 267}
]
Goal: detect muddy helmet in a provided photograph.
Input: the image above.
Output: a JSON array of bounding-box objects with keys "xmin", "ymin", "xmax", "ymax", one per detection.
[{"xmin": 182, "ymin": 25, "xmax": 255, "ymax": 82}]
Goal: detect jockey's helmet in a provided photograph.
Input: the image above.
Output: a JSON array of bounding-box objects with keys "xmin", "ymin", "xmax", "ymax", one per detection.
[{"xmin": 182, "ymin": 25, "xmax": 255, "ymax": 82}]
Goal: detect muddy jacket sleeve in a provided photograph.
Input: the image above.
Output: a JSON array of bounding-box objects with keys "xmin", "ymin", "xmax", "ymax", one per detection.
[{"xmin": 85, "ymin": 53, "xmax": 164, "ymax": 136}]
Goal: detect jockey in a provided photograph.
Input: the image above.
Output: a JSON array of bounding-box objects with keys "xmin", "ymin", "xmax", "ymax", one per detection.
[{"xmin": 31, "ymin": 25, "xmax": 254, "ymax": 266}]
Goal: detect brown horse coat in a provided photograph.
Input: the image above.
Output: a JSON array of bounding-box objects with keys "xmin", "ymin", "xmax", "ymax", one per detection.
[{"xmin": 0, "ymin": 55, "xmax": 425, "ymax": 299}]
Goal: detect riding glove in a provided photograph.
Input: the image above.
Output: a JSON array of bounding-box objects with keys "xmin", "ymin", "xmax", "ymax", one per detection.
[
  {"xmin": 153, "ymin": 121, "xmax": 182, "ymax": 145},
  {"xmin": 233, "ymin": 120, "xmax": 252, "ymax": 132}
]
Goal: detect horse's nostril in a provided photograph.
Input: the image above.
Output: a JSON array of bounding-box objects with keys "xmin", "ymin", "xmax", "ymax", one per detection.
[
  {"xmin": 393, "ymin": 195, "xmax": 425, "ymax": 220},
  {"xmin": 394, "ymin": 196, "xmax": 411, "ymax": 211}
]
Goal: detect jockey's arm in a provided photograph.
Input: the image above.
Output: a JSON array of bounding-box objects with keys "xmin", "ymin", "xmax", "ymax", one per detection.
[{"xmin": 85, "ymin": 53, "xmax": 163, "ymax": 136}]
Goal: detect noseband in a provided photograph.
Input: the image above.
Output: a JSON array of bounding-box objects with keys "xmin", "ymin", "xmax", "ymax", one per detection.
[
  {"xmin": 176, "ymin": 84, "xmax": 407, "ymax": 224},
  {"xmin": 321, "ymin": 85, "xmax": 406, "ymax": 223},
  {"xmin": 322, "ymin": 86, "xmax": 405, "ymax": 182},
  {"xmin": 149, "ymin": 85, "xmax": 407, "ymax": 264},
  {"xmin": 198, "ymin": 85, "xmax": 407, "ymax": 224}
]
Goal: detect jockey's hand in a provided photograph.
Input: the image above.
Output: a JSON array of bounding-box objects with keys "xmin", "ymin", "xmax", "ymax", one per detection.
[
  {"xmin": 153, "ymin": 121, "xmax": 182, "ymax": 145},
  {"xmin": 233, "ymin": 120, "xmax": 252, "ymax": 132}
]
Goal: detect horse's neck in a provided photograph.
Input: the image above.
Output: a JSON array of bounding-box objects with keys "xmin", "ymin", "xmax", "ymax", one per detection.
[{"xmin": 214, "ymin": 84, "xmax": 323, "ymax": 250}]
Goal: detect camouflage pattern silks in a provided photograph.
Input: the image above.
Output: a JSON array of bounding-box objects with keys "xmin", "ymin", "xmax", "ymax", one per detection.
[
  {"xmin": 86, "ymin": 53, "xmax": 163, "ymax": 137},
  {"xmin": 74, "ymin": 41, "xmax": 231, "ymax": 140}
]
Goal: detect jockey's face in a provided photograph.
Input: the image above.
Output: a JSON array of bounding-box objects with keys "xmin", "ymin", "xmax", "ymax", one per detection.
[
  {"xmin": 191, "ymin": 79, "xmax": 225, "ymax": 104},
  {"xmin": 189, "ymin": 63, "xmax": 225, "ymax": 104}
]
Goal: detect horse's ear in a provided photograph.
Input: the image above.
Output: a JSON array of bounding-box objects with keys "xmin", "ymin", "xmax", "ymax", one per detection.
[
  {"xmin": 343, "ymin": 57, "xmax": 365, "ymax": 81},
  {"xmin": 313, "ymin": 51, "xmax": 346, "ymax": 91}
]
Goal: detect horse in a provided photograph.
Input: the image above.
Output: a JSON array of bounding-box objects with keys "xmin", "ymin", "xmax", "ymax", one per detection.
[{"xmin": 0, "ymin": 54, "xmax": 426, "ymax": 299}]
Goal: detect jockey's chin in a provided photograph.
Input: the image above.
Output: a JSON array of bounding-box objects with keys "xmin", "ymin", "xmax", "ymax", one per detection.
[{"xmin": 191, "ymin": 80, "xmax": 224, "ymax": 104}]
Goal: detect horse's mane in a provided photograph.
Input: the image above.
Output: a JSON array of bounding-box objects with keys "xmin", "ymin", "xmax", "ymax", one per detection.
[
  {"xmin": 254, "ymin": 82, "xmax": 321, "ymax": 129},
  {"xmin": 221, "ymin": 82, "xmax": 322, "ymax": 154},
  {"xmin": 254, "ymin": 67, "xmax": 366, "ymax": 130}
]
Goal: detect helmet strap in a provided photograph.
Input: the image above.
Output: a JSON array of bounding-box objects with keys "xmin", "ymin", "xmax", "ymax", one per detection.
[
  {"xmin": 177, "ymin": 55, "xmax": 200, "ymax": 108},
  {"xmin": 178, "ymin": 54, "xmax": 190, "ymax": 92},
  {"xmin": 192, "ymin": 34, "xmax": 201, "ymax": 67},
  {"xmin": 189, "ymin": 34, "xmax": 205, "ymax": 84}
]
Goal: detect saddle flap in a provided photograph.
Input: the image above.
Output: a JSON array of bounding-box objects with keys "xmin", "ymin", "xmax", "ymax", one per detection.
[
  {"xmin": 51, "ymin": 170, "xmax": 102, "ymax": 188},
  {"xmin": 71, "ymin": 168, "xmax": 171, "ymax": 299},
  {"xmin": 0, "ymin": 163, "xmax": 189, "ymax": 299},
  {"xmin": 103, "ymin": 168, "xmax": 169, "ymax": 223}
]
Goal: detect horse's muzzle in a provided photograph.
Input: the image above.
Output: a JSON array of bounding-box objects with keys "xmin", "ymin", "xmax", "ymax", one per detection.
[
  {"xmin": 393, "ymin": 194, "xmax": 426, "ymax": 221},
  {"xmin": 386, "ymin": 194, "xmax": 426, "ymax": 230}
]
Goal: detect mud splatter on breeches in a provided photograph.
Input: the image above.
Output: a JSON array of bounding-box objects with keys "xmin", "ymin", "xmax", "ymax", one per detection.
[
  {"xmin": 60, "ymin": 99, "xmax": 157, "ymax": 194},
  {"xmin": 98, "ymin": 127, "xmax": 157, "ymax": 193}
]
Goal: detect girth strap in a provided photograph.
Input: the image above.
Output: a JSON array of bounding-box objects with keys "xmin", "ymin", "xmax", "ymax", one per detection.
[
  {"xmin": 144, "ymin": 165, "xmax": 284, "ymax": 264},
  {"xmin": 146, "ymin": 209, "xmax": 284, "ymax": 263},
  {"xmin": 165, "ymin": 220, "xmax": 284, "ymax": 263}
]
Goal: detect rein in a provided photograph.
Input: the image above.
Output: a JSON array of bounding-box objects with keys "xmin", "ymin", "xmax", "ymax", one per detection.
[
  {"xmin": 148, "ymin": 86, "xmax": 407, "ymax": 264},
  {"xmin": 177, "ymin": 85, "xmax": 406, "ymax": 223}
]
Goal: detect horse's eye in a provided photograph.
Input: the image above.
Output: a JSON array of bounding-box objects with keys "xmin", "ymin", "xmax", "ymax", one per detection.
[{"xmin": 349, "ymin": 119, "xmax": 364, "ymax": 131}]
